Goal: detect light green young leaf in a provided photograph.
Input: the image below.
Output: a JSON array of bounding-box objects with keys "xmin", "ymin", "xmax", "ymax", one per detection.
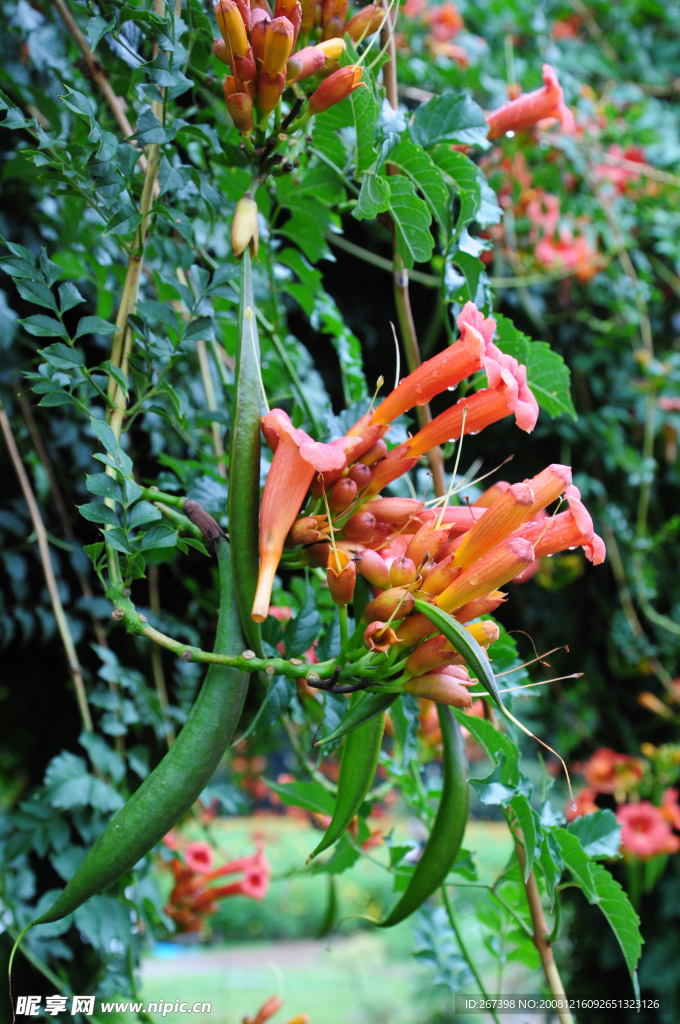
[{"xmin": 354, "ymin": 172, "xmax": 391, "ymax": 220}]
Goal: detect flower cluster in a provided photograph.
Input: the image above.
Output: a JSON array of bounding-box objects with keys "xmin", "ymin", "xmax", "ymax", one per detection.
[
  {"xmin": 569, "ymin": 744, "xmax": 680, "ymax": 861},
  {"xmin": 252, "ymin": 301, "xmax": 604, "ymax": 707},
  {"xmin": 213, "ymin": 0, "xmax": 382, "ymax": 139},
  {"xmin": 163, "ymin": 835, "xmax": 271, "ymax": 932}
]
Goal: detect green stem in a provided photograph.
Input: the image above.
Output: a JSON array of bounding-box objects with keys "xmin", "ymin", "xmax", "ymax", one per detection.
[
  {"xmin": 442, "ymin": 887, "xmax": 503, "ymax": 1024},
  {"xmin": 338, "ymin": 605, "xmax": 349, "ymax": 648}
]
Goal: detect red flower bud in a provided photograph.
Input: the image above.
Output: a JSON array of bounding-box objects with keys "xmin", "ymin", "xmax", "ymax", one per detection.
[
  {"xmin": 303, "ymin": 541, "xmax": 332, "ymax": 567},
  {"xmin": 345, "ymin": 4, "xmax": 386, "ymax": 41},
  {"xmin": 390, "ymin": 556, "xmax": 418, "ymax": 588},
  {"xmin": 321, "ymin": 0, "xmax": 348, "ymax": 36},
  {"xmin": 420, "ymin": 553, "xmax": 462, "ymax": 597},
  {"xmin": 348, "ymin": 462, "xmax": 371, "ymax": 489},
  {"xmin": 326, "ymin": 548, "xmax": 356, "ymax": 606},
  {"xmin": 250, "ymin": 9, "xmax": 271, "ymax": 61},
  {"xmin": 309, "ymin": 65, "xmax": 364, "ymax": 114},
  {"xmin": 286, "ymin": 45, "xmax": 326, "ymax": 83},
  {"xmin": 364, "ymin": 587, "xmax": 415, "ymax": 623},
  {"xmin": 274, "ymin": 0, "xmax": 302, "ymax": 43},
  {"xmin": 342, "ymin": 511, "xmax": 376, "ymax": 543},
  {"xmin": 299, "ymin": 0, "xmax": 317, "ymax": 34},
  {"xmin": 405, "ymin": 520, "xmax": 451, "ymax": 567},
  {"xmin": 258, "ymin": 69, "xmax": 286, "ymax": 117},
  {"xmin": 353, "ymin": 547, "xmax": 390, "ymax": 590},
  {"xmin": 285, "ymin": 516, "xmax": 323, "ymax": 546},
  {"xmin": 405, "ymin": 668, "xmax": 473, "ymax": 708},
  {"xmin": 453, "ymin": 590, "xmax": 507, "ymax": 623},
  {"xmin": 359, "ymin": 439, "xmax": 387, "ymax": 466},
  {"xmin": 328, "ymin": 476, "xmax": 358, "ymax": 512}
]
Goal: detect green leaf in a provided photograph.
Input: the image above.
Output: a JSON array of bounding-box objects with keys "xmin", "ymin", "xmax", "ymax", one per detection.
[
  {"xmin": 388, "ymin": 140, "xmax": 450, "ymax": 234},
  {"xmin": 86, "ymin": 474, "xmax": 122, "ymax": 503},
  {"xmin": 90, "ymin": 417, "xmax": 118, "ymax": 457},
  {"xmin": 494, "ymin": 314, "xmax": 576, "ymax": 421},
  {"xmin": 264, "ymin": 779, "xmax": 336, "ymax": 817},
  {"xmin": 510, "ymin": 793, "xmax": 539, "ymax": 881},
  {"xmin": 78, "ymin": 502, "xmax": 119, "ymax": 527},
  {"xmin": 15, "ymin": 277, "xmax": 58, "ymax": 312},
  {"xmin": 40, "ymin": 342, "xmax": 85, "ymax": 369},
  {"xmin": 278, "ymin": 198, "xmax": 332, "ymax": 263},
  {"xmin": 341, "ymin": 41, "xmax": 380, "ymax": 174},
  {"xmin": 567, "ymin": 809, "xmax": 621, "ymax": 860},
  {"xmin": 554, "ymin": 827, "xmax": 599, "ymax": 902},
  {"xmin": 237, "ymin": 675, "xmax": 295, "ymax": 741},
  {"xmin": 285, "ymin": 584, "xmax": 322, "ymax": 657},
  {"xmin": 388, "ymin": 178, "xmax": 434, "ymax": 269},
  {"xmin": 411, "ymin": 93, "xmax": 490, "ymax": 150},
  {"xmin": 87, "ymin": 15, "xmax": 115, "ymax": 51},
  {"xmin": 445, "ymin": 248, "xmax": 489, "ymax": 307},
  {"xmin": 354, "ymin": 172, "xmax": 391, "ymax": 220},
  {"xmin": 128, "ymin": 501, "xmax": 162, "ymax": 528},
  {"xmin": 452, "ymin": 710, "xmax": 521, "ymax": 805},
  {"xmin": 228, "ymin": 249, "xmax": 264, "ymax": 656},
  {"xmin": 21, "ymin": 314, "xmax": 69, "ymax": 339},
  {"xmin": 58, "ymin": 281, "xmax": 85, "ymax": 313},
  {"xmin": 588, "ymin": 861, "xmax": 643, "ymax": 979}
]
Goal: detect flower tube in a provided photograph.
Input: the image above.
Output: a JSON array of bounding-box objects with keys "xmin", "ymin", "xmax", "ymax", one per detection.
[
  {"xmin": 309, "ymin": 65, "xmax": 364, "ymax": 114},
  {"xmin": 252, "ymin": 410, "xmax": 356, "ymax": 621},
  {"xmin": 435, "ymin": 538, "xmax": 535, "ymax": 612},
  {"xmin": 486, "ymin": 64, "xmax": 575, "ymax": 140}
]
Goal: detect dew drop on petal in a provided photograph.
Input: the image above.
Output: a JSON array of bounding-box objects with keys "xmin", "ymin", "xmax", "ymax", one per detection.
[{"xmin": 447, "ymin": 384, "xmax": 458, "ymax": 392}]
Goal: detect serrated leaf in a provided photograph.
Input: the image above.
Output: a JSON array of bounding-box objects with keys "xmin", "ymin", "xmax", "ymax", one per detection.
[
  {"xmin": 354, "ymin": 171, "xmax": 391, "ymax": 219},
  {"xmin": 87, "ymin": 15, "xmax": 115, "ymax": 51},
  {"xmin": 494, "ymin": 313, "xmax": 576, "ymax": 420},
  {"xmin": 21, "ymin": 314, "xmax": 69, "ymax": 339},
  {"xmin": 86, "ymin": 474, "xmax": 122, "ymax": 502},
  {"xmin": 128, "ymin": 501, "xmax": 162, "ymax": 528},
  {"xmin": 554, "ymin": 827, "xmax": 599, "ymax": 902},
  {"xmin": 40, "ymin": 342, "xmax": 84, "ymax": 369},
  {"xmin": 137, "ymin": 523, "xmax": 177, "ymax": 549},
  {"xmin": 74, "ymin": 315, "xmax": 117, "ymax": 340},
  {"xmin": 78, "ymin": 502, "xmax": 120, "ymax": 527},
  {"xmin": 341, "ymin": 41, "xmax": 380, "ymax": 174},
  {"xmin": 388, "ymin": 140, "xmax": 450, "ymax": 233},
  {"xmin": 90, "ymin": 417, "xmax": 118, "ymax": 456},
  {"xmin": 15, "ymin": 277, "xmax": 58, "ymax": 312},
  {"xmin": 285, "ymin": 584, "xmax": 322, "ymax": 656},
  {"xmin": 567, "ymin": 809, "xmax": 621, "ymax": 859},
  {"xmin": 411, "ymin": 93, "xmax": 490, "ymax": 150},
  {"xmin": 445, "ymin": 248, "xmax": 489, "ymax": 307},
  {"xmin": 453, "ymin": 710, "xmax": 521, "ymax": 803},
  {"xmin": 388, "ymin": 177, "xmax": 434, "ymax": 269},
  {"xmin": 58, "ymin": 281, "xmax": 86, "ymax": 313},
  {"xmin": 588, "ymin": 861, "xmax": 643, "ymax": 979},
  {"xmin": 237, "ymin": 675, "xmax": 295, "ymax": 741}
]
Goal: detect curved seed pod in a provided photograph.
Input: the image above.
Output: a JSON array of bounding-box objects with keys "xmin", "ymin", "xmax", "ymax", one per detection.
[
  {"xmin": 308, "ymin": 699, "xmax": 386, "ymax": 858},
  {"xmin": 32, "ymin": 539, "xmax": 248, "ymax": 926},
  {"xmin": 228, "ymin": 249, "xmax": 265, "ymax": 655},
  {"xmin": 377, "ymin": 706, "xmax": 469, "ymax": 927},
  {"xmin": 314, "ymin": 690, "xmax": 398, "ymax": 747}
]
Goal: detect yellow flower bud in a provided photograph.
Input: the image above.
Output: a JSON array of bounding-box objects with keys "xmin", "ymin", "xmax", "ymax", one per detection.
[{"xmin": 231, "ymin": 194, "xmax": 259, "ymax": 259}]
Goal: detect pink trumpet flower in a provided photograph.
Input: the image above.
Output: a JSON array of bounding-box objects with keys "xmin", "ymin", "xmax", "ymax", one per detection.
[
  {"xmin": 486, "ymin": 64, "xmax": 575, "ymax": 140},
  {"xmin": 252, "ymin": 410, "xmax": 357, "ymax": 621}
]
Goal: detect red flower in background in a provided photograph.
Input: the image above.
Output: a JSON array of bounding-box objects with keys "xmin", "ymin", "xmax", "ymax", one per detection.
[
  {"xmin": 486, "ymin": 64, "xmax": 575, "ymax": 140},
  {"xmin": 617, "ymin": 802, "xmax": 680, "ymax": 859}
]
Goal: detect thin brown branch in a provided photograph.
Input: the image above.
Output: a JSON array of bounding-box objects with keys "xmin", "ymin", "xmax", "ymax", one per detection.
[
  {"xmin": 513, "ymin": 835, "xmax": 574, "ymax": 1024},
  {"xmin": 0, "ymin": 403, "xmax": 93, "ymax": 733},
  {"xmin": 381, "ymin": 5, "xmax": 446, "ymax": 498}
]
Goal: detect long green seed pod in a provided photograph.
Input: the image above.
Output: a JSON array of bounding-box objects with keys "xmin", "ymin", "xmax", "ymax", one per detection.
[
  {"xmin": 377, "ymin": 706, "xmax": 469, "ymax": 927},
  {"xmin": 32, "ymin": 538, "xmax": 247, "ymax": 927},
  {"xmin": 308, "ymin": 697, "xmax": 386, "ymax": 861},
  {"xmin": 314, "ymin": 690, "xmax": 398, "ymax": 747}
]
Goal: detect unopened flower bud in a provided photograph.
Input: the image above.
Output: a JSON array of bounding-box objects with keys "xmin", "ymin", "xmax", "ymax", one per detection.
[
  {"xmin": 315, "ymin": 36, "xmax": 346, "ymax": 59},
  {"xmin": 233, "ymin": 50, "xmax": 258, "ymax": 93},
  {"xmin": 453, "ymin": 483, "xmax": 535, "ymax": 568},
  {"xmin": 328, "ymin": 476, "xmax": 357, "ymax": 512},
  {"xmin": 345, "ymin": 4, "xmax": 386, "ymax": 41},
  {"xmin": 213, "ymin": 39, "xmax": 231, "ymax": 65},
  {"xmin": 396, "ymin": 611, "xmax": 434, "ymax": 647},
  {"xmin": 406, "ymin": 521, "xmax": 451, "ymax": 567},
  {"xmin": 286, "ymin": 45, "xmax": 326, "ymax": 83},
  {"xmin": 474, "ymin": 481, "xmax": 511, "ymax": 508},
  {"xmin": 390, "ymin": 556, "xmax": 418, "ymax": 588},
  {"xmin": 342, "ymin": 511, "xmax": 375, "ymax": 543},
  {"xmin": 321, "ymin": 0, "xmax": 348, "ymax": 36},
  {"xmin": 224, "ymin": 81, "xmax": 254, "ymax": 134},
  {"xmin": 405, "ymin": 668, "xmax": 473, "ymax": 708},
  {"xmin": 231, "ymin": 193, "xmax": 259, "ymax": 258},
  {"xmin": 262, "ymin": 16, "xmax": 295, "ymax": 77},
  {"xmin": 359, "ymin": 438, "xmax": 387, "ymax": 466},
  {"xmin": 354, "ymin": 547, "xmax": 390, "ymax": 590},
  {"xmin": 215, "ymin": 0, "xmax": 250, "ymax": 58},
  {"xmin": 303, "ymin": 541, "xmax": 331, "ymax": 567},
  {"xmin": 326, "ymin": 548, "xmax": 356, "ymax": 606},
  {"xmin": 258, "ymin": 69, "xmax": 286, "ymax": 117},
  {"xmin": 436, "ymin": 539, "xmax": 534, "ymax": 614},
  {"xmin": 250, "ymin": 9, "xmax": 271, "ymax": 61},
  {"xmin": 364, "ymin": 587, "xmax": 415, "ymax": 623},
  {"xmin": 420, "ymin": 553, "xmax": 462, "ymax": 597},
  {"xmin": 299, "ymin": 0, "xmax": 316, "ymax": 34},
  {"xmin": 309, "ymin": 65, "xmax": 364, "ymax": 114},
  {"xmin": 363, "ymin": 620, "xmax": 399, "ymax": 653},
  {"xmin": 453, "ymin": 591, "xmax": 507, "ymax": 623},
  {"xmin": 274, "ymin": 0, "xmax": 302, "ymax": 42},
  {"xmin": 348, "ymin": 462, "xmax": 371, "ymax": 489},
  {"xmin": 285, "ymin": 516, "xmax": 322, "ymax": 547},
  {"xmin": 405, "ymin": 635, "xmax": 457, "ymax": 677},
  {"xmin": 419, "ymin": 559, "xmax": 437, "ymax": 580}
]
